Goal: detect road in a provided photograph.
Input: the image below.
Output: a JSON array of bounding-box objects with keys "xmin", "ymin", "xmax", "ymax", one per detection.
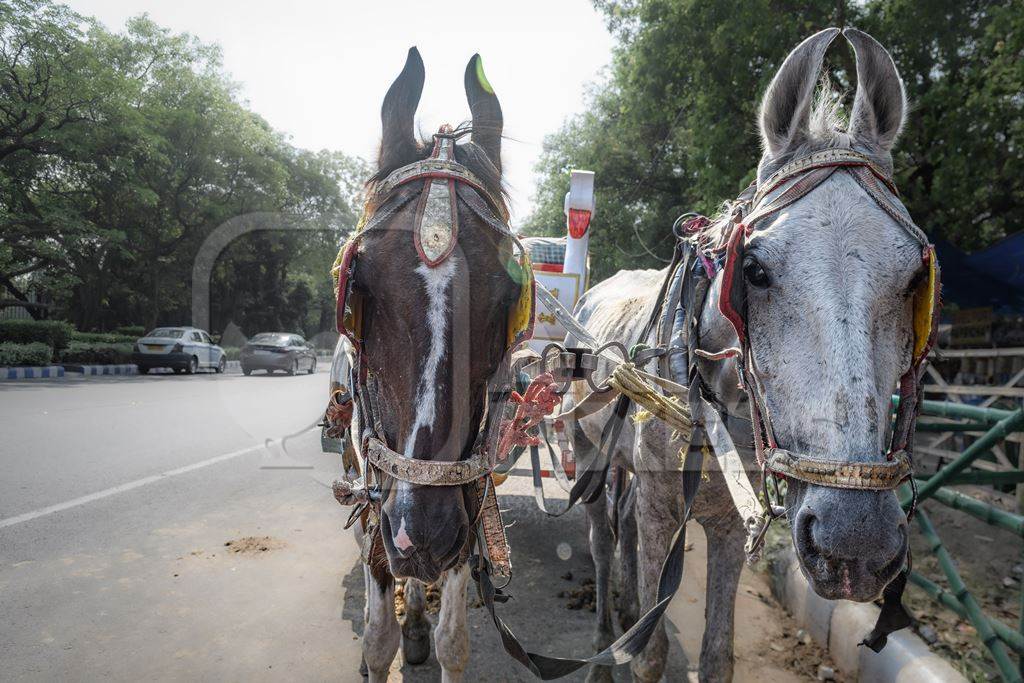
[{"xmin": 0, "ymin": 370, "xmax": 813, "ymax": 681}]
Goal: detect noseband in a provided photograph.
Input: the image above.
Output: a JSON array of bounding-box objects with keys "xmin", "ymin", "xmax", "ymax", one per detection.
[
  {"xmin": 712, "ymin": 148, "xmax": 940, "ymax": 499},
  {"xmin": 331, "ymin": 125, "xmax": 535, "ymax": 490}
]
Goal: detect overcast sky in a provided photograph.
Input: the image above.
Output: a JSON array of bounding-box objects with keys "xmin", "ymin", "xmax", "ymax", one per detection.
[{"xmin": 65, "ymin": 0, "xmax": 615, "ymax": 226}]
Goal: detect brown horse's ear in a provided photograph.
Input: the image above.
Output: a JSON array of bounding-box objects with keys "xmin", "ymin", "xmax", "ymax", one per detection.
[
  {"xmin": 464, "ymin": 54, "xmax": 502, "ymax": 173},
  {"xmin": 759, "ymin": 28, "xmax": 840, "ymax": 157},
  {"xmin": 379, "ymin": 47, "xmax": 424, "ymax": 171}
]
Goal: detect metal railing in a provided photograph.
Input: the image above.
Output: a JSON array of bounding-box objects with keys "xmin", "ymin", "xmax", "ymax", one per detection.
[{"xmin": 895, "ymin": 397, "xmax": 1024, "ymax": 681}]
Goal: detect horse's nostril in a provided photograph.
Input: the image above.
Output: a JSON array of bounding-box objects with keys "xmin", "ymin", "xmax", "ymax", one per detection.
[{"xmin": 797, "ymin": 509, "xmax": 819, "ymax": 553}]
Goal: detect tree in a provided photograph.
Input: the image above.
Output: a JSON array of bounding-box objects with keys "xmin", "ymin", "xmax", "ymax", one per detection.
[
  {"xmin": 526, "ymin": 0, "xmax": 1023, "ymax": 279},
  {"xmin": 0, "ymin": 1, "xmax": 364, "ymax": 335}
]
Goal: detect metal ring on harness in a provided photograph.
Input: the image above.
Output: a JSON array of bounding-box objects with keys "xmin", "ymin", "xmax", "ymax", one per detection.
[{"xmin": 587, "ymin": 340, "xmax": 630, "ymax": 393}]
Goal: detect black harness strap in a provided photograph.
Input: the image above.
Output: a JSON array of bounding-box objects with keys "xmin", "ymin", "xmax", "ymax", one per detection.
[{"xmin": 473, "ymin": 443, "xmax": 704, "ymax": 680}]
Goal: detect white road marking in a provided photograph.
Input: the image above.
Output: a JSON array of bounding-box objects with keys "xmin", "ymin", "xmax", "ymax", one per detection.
[{"xmin": 0, "ymin": 443, "xmax": 267, "ymax": 530}]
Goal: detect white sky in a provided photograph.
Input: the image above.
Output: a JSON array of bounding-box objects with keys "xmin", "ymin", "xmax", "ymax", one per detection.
[{"xmin": 65, "ymin": 0, "xmax": 615, "ymax": 226}]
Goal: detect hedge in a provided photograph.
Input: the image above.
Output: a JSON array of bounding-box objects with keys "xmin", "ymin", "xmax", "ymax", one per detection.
[
  {"xmin": 115, "ymin": 325, "xmax": 146, "ymax": 337},
  {"xmin": 222, "ymin": 346, "xmax": 241, "ymax": 361},
  {"xmin": 0, "ymin": 342, "xmax": 54, "ymax": 367},
  {"xmin": 59, "ymin": 342, "xmax": 133, "ymax": 365},
  {"xmin": 71, "ymin": 331, "xmax": 137, "ymax": 344},
  {"xmin": 0, "ymin": 320, "xmax": 74, "ymax": 351}
]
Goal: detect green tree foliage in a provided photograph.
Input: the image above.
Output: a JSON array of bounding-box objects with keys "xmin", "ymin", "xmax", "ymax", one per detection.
[
  {"xmin": 526, "ymin": 0, "xmax": 1022, "ymax": 279},
  {"xmin": 0, "ymin": 0, "xmax": 365, "ymax": 336}
]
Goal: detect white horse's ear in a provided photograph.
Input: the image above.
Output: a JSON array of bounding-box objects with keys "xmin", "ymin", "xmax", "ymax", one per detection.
[
  {"xmin": 845, "ymin": 28, "xmax": 906, "ymax": 153},
  {"xmin": 759, "ymin": 28, "xmax": 841, "ymax": 157}
]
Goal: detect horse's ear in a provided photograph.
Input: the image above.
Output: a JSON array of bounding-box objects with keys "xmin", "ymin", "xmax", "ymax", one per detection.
[
  {"xmin": 759, "ymin": 28, "xmax": 841, "ymax": 157},
  {"xmin": 464, "ymin": 54, "xmax": 502, "ymax": 173},
  {"xmin": 845, "ymin": 28, "xmax": 906, "ymax": 154},
  {"xmin": 379, "ymin": 47, "xmax": 424, "ymax": 171}
]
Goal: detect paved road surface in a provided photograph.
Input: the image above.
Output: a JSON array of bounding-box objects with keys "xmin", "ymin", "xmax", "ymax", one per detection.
[{"xmin": 0, "ymin": 370, "xmax": 809, "ymax": 681}]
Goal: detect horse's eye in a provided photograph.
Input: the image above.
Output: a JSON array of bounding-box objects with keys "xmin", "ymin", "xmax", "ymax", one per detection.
[{"xmin": 743, "ymin": 256, "xmax": 771, "ymax": 288}]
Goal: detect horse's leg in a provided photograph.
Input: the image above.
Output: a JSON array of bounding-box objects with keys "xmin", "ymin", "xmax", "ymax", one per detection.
[
  {"xmin": 697, "ymin": 516, "xmax": 745, "ymax": 683},
  {"xmin": 630, "ymin": 469, "xmax": 679, "ymax": 683},
  {"xmin": 434, "ymin": 563, "xmax": 471, "ymax": 683},
  {"xmin": 584, "ymin": 493, "xmax": 615, "ymax": 683},
  {"xmin": 362, "ymin": 563, "xmax": 400, "ymax": 682},
  {"xmin": 616, "ymin": 477, "xmax": 640, "ymax": 632},
  {"xmin": 401, "ymin": 579, "xmax": 431, "ymax": 665}
]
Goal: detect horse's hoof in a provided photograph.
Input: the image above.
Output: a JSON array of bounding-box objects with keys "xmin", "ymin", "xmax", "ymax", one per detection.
[
  {"xmin": 402, "ymin": 634, "xmax": 431, "ymax": 666},
  {"xmin": 585, "ymin": 665, "xmax": 614, "ymax": 683}
]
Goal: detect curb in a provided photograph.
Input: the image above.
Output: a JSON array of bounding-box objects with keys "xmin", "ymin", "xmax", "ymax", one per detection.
[
  {"xmin": 2, "ymin": 366, "xmax": 65, "ymax": 379},
  {"xmin": 769, "ymin": 548, "xmax": 966, "ymax": 682},
  {"xmin": 62, "ymin": 364, "xmax": 138, "ymax": 376}
]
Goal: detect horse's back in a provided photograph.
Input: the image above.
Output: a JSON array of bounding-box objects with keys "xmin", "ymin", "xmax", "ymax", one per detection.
[{"xmin": 572, "ymin": 267, "xmax": 666, "ymax": 350}]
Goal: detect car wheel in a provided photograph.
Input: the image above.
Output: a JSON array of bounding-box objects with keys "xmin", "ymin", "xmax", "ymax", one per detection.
[
  {"xmin": 216, "ymin": 357, "xmax": 226, "ymax": 374},
  {"xmin": 185, "ymin": 356, "xmax": 198, "ymax": 375},
  {"xmin": 138, "ymin": 366, "xmax": 150, "ymax": 375},
  {"xmin": 242, "ymin": 367, "xmax": 252, "ymax": 376},
  {"xmin": 288, "ymin": 358, "xmax": 298, "ymax": 376},
  {"xmin": 307, "ymin": 357, "xmax": 316, "ymax": 374}
]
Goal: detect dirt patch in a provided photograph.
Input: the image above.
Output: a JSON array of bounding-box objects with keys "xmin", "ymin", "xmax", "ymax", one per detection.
[
  {"xmin": 558, "ymin": 573, "xmax": 597, "ymax": 612},
  {"xmin": 763, "ymin": 626, "xmax": 846, "ymax": 682},
  {"xmin": 223, "ymin": 536, "xmax": 286, "ymax": 555},
  {"xmin": 394, "ymin": 579, "xmax": 441, "ymax": 617}
]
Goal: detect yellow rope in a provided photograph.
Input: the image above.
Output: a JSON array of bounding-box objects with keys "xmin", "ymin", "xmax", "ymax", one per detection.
[{"xmin": 607, "ymin": 363, "xmax": 693, "ymax": 441}]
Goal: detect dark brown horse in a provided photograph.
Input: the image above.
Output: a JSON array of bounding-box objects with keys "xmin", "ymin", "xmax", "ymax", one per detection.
[{"xmin": 339, "ymin": 48, "xmax": 525, "ymax": 682}]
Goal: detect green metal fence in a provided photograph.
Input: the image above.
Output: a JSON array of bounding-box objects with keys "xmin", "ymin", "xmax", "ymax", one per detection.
[{"xmin": 894, "ymin": 397, "xmax": 1024, "ymax": 681}]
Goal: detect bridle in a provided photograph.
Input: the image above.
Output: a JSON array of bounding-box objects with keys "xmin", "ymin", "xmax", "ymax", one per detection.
[
  {"xmin": 331, "ymin": 124, "xmax": 535, "ymax": 492},
  {"xmin": 706, "ymin": 148, "xmax": 940, "ymax": 507},
  {"xmin": 686, "ymin": 148, "xmax": 941, "ymax": 652}
]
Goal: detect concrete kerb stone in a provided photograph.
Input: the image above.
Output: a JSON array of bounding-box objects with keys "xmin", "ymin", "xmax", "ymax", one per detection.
[{"xmin": 769, "ymin": 547, "xmax": 966, "ymax": 682}]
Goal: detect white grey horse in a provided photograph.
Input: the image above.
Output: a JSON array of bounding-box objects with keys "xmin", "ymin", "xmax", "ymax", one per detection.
[{"xmin": 573, "ymin": 28, "xmax": 921, "ymax": 682}]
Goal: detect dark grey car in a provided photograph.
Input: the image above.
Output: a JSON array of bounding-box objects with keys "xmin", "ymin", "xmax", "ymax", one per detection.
[{"xmin": 240, "ymin": 333, "xmax": 317, "ymax": 376}]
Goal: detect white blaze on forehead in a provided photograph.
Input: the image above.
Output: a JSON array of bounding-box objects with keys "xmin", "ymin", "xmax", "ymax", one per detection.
[{"xmin": 393, "ymin": 257, "xmax": 456, "ymax": 523}]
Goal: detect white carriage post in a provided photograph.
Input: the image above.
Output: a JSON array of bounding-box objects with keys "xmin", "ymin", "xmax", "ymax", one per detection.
[
  {"xmin": 524, "ymin": 169, "xmax": 595, "ymax": 354},
  {"xmin": 520, "ymin": 169, "xmax": 595, "ymax": 479}
]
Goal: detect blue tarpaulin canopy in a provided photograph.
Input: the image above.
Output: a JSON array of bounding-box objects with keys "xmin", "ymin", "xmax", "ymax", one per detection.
[
  {"xmin": 934, "ymin": 238, "xmax": 1024, "ymax": 315},
  {"xmin": 964, "ymin": 231, "xmax": 1024, "ymax": 291}
]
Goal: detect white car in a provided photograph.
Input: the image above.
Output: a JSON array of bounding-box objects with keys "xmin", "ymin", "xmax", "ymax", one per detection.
[{"xmin": 131, "ymin": 326, "xmax": 226, "ymax": 375}]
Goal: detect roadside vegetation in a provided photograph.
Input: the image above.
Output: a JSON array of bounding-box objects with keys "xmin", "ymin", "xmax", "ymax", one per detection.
[
  {"xmin": 526, "ymin": 0, "xmax": 1024, "ymax": 281},
  {"xmin": 0, "ymin": 0, "xmax": 365, "ymax": 338}
]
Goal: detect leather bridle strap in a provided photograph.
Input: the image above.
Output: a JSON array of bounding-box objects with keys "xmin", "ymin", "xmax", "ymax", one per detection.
[
  {"xmin": 365, "ymin": 436, "xmax": 492, "ymax": 486},
  {"xmin": 764, "ymin": 449, "xmax": 912, "ymax": 490}
]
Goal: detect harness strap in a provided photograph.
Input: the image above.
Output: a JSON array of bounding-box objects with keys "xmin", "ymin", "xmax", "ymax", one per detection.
[{"xmin": 472, "ymin": 439, "xmax": 705, "ymax": 680}]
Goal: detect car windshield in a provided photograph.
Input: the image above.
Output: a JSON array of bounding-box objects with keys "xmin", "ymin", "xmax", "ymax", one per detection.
[
  {"xmin": 250, "ymin": 333, "xmax": 290, "ymax": 345},
  {"xmin": 146, "ymin": 328, "xmax": 185, "ymax": 338}
]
